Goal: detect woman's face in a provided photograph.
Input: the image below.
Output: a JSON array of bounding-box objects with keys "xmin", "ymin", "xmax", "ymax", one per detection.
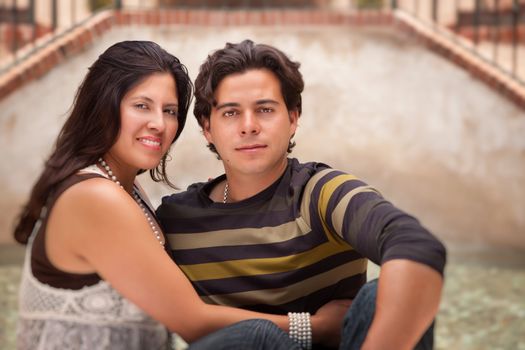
[{"xmin": 107, "ymin": 72, "xmax": 179, "ymax": 174}]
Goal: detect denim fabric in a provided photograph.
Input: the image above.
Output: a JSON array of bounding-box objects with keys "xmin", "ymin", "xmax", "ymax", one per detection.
[
  {"xmin": 188, "ymin": 280, "xmax": 434, "ymax": 350},
  {"xmin": 188, "ymin": 319, "xmax": 301, "ymax": 350},
  {"xmin": 340, "ymin": 279, "xmax": 434, "ymax": 350}
]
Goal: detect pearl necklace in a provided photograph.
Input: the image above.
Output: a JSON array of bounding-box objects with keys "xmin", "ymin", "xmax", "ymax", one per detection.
[
  {"xmin": 98, "ymin": 158, "xmax": 164, "ymax": 246},
  {"xmin": 223, "ymin": 182, "xmax": 229, "ymax": 203}
]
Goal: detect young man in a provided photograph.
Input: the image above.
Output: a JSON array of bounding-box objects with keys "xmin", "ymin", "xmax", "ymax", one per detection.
[{"xmin": 157, "ymin": 40, "xmax": 446, "ymax": 349}]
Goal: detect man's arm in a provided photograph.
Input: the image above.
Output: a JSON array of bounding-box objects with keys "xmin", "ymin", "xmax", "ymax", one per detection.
[
  {"xmin": 362, "ymin": 259, "xmax": 443, "ymax": 350},
  {"xmin": 309, "ymin": 168, "xmax": 446, "ymax": 347}
]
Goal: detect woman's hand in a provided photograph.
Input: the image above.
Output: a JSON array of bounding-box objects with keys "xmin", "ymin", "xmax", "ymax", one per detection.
[{"xmin": 311, "ymin": 299, "xmax": 352, "ymax": 347}]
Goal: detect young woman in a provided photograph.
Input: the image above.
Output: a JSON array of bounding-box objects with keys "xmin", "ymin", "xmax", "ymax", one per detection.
[{"xmin": 13, "ymin": 41, "xmax": 349, "ymax": 350}]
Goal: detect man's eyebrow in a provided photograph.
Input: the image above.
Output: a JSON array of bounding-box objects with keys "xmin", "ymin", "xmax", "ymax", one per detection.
[
  {"xmin": 255, "ymin": 99, "xmax": 279, "ymax": 105},
  {"xmin": 215, "ymin": 99, "xmax": 279, "ymax": 110},
  {"xmin": 215, "ymin": 102, "xmax": 240, "ymax": 110}
]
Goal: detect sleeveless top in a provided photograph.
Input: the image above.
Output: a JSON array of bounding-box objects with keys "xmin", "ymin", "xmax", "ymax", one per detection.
[{"xmin": 17, "ymin": 165, "xmax": 187, "ymax": 350}]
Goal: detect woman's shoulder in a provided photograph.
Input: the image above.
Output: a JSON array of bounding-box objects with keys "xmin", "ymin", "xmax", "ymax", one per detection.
[
  {"xmin": 55, "ymin": 176, "xmax": 136, "ymax": 221},
  {"xmin": 63, "ymin": 175, "xmax": 120, "ymax": 197},
  {"xmin": 49, "ymin": 175, "xmax": 146, "ymax": 255}
]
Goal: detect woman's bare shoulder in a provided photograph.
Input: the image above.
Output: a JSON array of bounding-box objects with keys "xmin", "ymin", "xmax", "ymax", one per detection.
[
  {"xmin": 58, "ymin": 177, "xmax": 132, "ymax": 208},
  {"xmin": 50, "ymin": 177, "xmax": 140, "ymax": 237}
]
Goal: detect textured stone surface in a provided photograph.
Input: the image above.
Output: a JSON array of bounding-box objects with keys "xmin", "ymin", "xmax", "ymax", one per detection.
[
  {"xmin": 0, "ymin": 266, "xmax": 21, "ymax": 350},
  {"xmin": 2, "ymin": 26, "xmax": 525, "ymax": 250}
]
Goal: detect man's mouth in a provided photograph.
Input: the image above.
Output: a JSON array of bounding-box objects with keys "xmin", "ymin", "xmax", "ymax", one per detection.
[{"xmin": 236, "ymin": 144, "xmax": 266, "ymax": 151}]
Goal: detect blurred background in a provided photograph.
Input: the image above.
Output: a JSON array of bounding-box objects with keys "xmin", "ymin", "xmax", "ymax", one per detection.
[{"xmin": 0, "ymin": 0, "xmax": 524, "ymax": 349}]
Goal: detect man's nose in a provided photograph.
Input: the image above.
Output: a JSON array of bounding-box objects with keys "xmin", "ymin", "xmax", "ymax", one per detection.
[{"xmin": 240, "ymin": 112, "xmax": 260, "ymax": 135}]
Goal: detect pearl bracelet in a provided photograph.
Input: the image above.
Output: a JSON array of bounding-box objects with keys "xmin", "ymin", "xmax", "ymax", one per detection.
[{"xmin": 287, "ymin": 312, "xmax": 312, "ymax": 350}]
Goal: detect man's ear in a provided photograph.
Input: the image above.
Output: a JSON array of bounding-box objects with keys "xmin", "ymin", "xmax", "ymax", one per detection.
[
  {"xmin": 289, "ymin": 109, "xmax": 299, "ymax": 136},
  {"xmin": 202, "ymin": 118, "xmax": 213, "ymax": 143}
]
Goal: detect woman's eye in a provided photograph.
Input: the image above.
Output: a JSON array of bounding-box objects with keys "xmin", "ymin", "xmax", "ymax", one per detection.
[
  {"xmin": 165, "ymin": 109, "xmax": 178, "ymax": 116},
  {"xmin": 135, "ymin": 103, "xmax": 148, "ymax": 110}
]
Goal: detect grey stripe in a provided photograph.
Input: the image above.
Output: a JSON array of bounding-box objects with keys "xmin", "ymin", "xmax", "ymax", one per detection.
[
  {"xmin": 201, "ymin": 258, "xmax": 368, "ymax": 307},
  {"xmin": 332, "ymin": 186, "xmax": 381, "ymax": 239},
  {"xmin": 168, "ymin": 219, "xmax": 312, "ymax": 250},
  {"xmin": 299, "ymin": 168, "xmax": 337, "ymax": 228}
]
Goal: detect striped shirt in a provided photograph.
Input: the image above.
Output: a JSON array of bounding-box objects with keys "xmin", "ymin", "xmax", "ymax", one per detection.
[{"xmin": 157, "ymin": 158, "xmax": 446, "ymax": 314}]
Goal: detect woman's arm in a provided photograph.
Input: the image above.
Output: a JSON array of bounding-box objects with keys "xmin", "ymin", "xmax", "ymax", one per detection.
[{"xmin": 46, "ymin": 178, "xmax": 347, "ymax": 344}]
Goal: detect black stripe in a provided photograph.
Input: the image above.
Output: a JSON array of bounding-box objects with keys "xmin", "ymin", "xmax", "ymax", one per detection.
[
  {"xmin": 339, "ymin": 191, "xmax": 385, "ymax": 246},
  {"xmin": 190, "ymin": 250, "xmax": 364, "ymax": 295},
  {"xmin": 354, "ymin": 199, "xmax": 398, "ymax": 263},
  {"xmin": 171, "ymin": 229, "xmax": 329, "ymax": 264},
  {"xmin": 304, "ymin": 170, "xmax": 343, "ymax": 240},
  {"xmin": 161, "ymin": 203, "xmax": 306, "ymax": 233},
  {"xmin": 324, "ymin": 178, "xmax": 371, "ymax": 235},
  {"xmin": 239, "ymin": 273, "xmax": 367, "ymax": 314}
]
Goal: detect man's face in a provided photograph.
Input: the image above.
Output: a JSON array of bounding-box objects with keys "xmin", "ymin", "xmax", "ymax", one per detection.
[{"xmin": 203, "ymin": 68, "xmax": 298, "ymax": 180}]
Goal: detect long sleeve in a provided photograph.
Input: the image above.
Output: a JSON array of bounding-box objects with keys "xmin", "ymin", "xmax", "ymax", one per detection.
[{"xmin": 303, "ymin": 168, "xmax": 446, "ymax": 275}]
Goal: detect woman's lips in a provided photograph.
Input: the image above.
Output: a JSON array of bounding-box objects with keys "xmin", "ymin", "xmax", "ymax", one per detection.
[{"xmin": 138, "ymin": 136, "xmax": 162, "ymax": 150}]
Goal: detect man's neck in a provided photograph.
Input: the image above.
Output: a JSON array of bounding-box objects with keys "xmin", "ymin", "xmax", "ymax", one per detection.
[{"xmin": 219, "ymin": 158, "xmax": 289, "ymax": 203}]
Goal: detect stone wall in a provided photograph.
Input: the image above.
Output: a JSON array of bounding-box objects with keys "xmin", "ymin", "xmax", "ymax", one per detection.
[{"xmin": 0, "ymin": 8, "xmax": 524, "ymax": 253}]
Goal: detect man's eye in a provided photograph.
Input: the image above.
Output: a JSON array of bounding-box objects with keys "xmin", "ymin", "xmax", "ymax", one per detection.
[
  {"xmin": 224, "ymin": 110, "xmax": 237, "ymax": 117},
  {"xmin": 259, "ymin": 107, "xmax": 273, "ymax": 113}
]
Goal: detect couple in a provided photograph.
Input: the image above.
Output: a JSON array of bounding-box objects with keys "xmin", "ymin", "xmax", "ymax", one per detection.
[{"xmin": 14, "ymin": 40, "xmax": 446, "ymax": 350}]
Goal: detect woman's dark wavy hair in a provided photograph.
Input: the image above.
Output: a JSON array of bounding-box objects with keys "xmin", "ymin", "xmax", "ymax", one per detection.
[
  {"xmin": 193, "ymin": 39, "xmax": 304, "ymax": 156},
  {"xmin": 13, "ymin": 40, "xmax": 193, "ymax": 244}
]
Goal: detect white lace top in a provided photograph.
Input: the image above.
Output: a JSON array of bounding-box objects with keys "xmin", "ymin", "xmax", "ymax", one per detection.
[{"xmin": 16, "ymin": 166, "xmax": 186, "ymax": 350}]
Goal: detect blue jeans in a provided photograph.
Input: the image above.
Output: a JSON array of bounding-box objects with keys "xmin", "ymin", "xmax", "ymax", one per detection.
[
  {"xmin": 340, "ymin": 279, "xmax": 434, "ymax": 350},
  {"xmin": 187, "ymin": 319, "xmax": 301, "ymax": 350},
  {"xmin": 188, "ymin": 280, "xmax": 434, "ymax": 349}
]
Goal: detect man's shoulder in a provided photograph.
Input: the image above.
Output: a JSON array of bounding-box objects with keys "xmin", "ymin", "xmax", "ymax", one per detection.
[
  {"xmin": 289, "ymin": 158, "xmax": 334, "ymax": 186},
  {"xmin": 289, "ymin": 158, "xmax": 372, "ymax": 197},
  {"xmin": 160, "ymin": 180, "xmax": 208, "ymax": 205},
  {"xmin": 290, "ymin": 158, "xmax": 332, "ymax": 176}
]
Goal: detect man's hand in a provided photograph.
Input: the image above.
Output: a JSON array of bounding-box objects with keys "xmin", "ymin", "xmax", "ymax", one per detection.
[{"xmin": 311, "ymin": 299, "xmax": 352, "ymax": 347}]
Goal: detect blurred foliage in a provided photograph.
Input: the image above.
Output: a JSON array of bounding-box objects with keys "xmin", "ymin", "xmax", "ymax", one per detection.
[
  {"xmin": 159, "ymin": 0, "xmax": 318, "ymax": 7},
  {"xmin": 357, "ymin": 0, "xmax": 383, "ymax": 9},
  {"xmin": 89, "ymin": 0, "xmax": 114, "ymax": 12}
]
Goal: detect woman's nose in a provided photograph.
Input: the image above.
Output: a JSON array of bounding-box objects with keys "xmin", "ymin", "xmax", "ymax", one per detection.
[{"xmin": 147, "ymin": 109, "xmax": 166, "ymax": 132}]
